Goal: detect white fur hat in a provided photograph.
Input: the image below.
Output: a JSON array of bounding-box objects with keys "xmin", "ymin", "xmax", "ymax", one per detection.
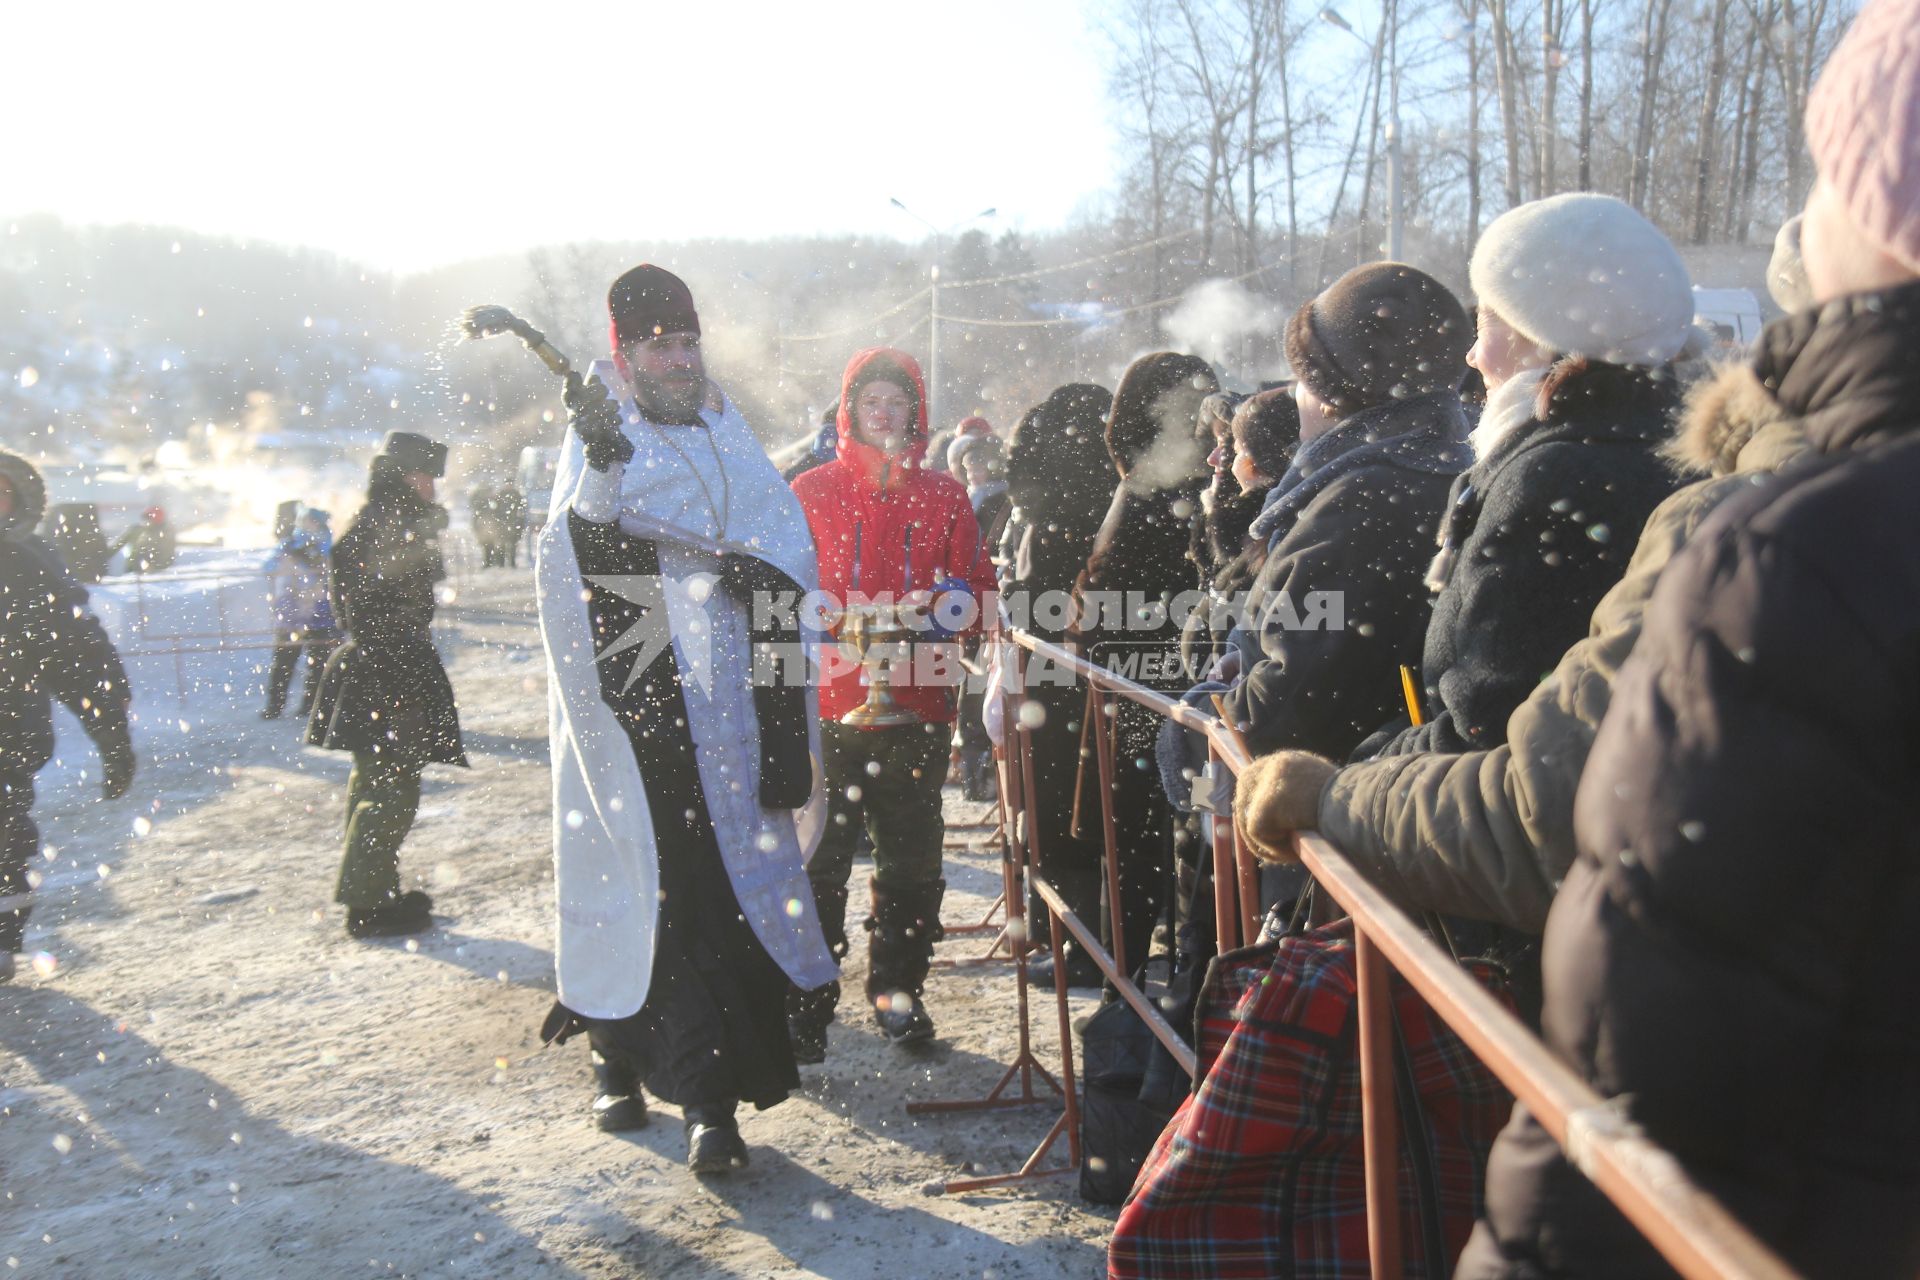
[{"xmin": 1470, "ymin": 193, "xmax": 1695, "ymax": 367}]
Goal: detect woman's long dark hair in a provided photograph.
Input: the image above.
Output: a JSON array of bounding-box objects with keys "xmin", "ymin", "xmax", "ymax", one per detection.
[{"xmin": 1534, "ymin": 356, "xmax": 1681, "ymax": 422}]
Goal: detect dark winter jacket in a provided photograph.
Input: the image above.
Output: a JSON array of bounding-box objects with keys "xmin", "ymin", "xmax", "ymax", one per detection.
[
  {"xmin": 1224, "ymin": 393, "xmax": 1467, "ymax": 759},
  {"xmin": 1318, "ymin": 363, "xmax": 1805, "ymax": 933},
  {"xmin": 0, "ymin": 521, "xmax": 133, "ymax": 779},
  {"xmin": 1372, "ymin": 364, "xmax": 1683, "ymax": 758},
  {"xmin": 306, "ymin": 464, "xmax": 466, "ymax": 767},
  {"xmin": 1177, "ymin": 503, "xmax": 1269, "ymax": 680},
  {"xmin": 1458, "ymin": 284, "xmax": 1920, "ymax": 1279}
]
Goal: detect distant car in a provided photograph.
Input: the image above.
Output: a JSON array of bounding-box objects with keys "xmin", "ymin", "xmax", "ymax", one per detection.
[
  {"xmin": 1693, "ymin": 286, "xmax": 1767, "ymax": 357},
  {"xmin": 39, "ymin": 463, "xmax": 178, "ymax": 553}
]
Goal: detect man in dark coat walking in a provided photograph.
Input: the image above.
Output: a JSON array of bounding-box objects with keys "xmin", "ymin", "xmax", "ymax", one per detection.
[
  {"xmin": 1458, "ymin": 6, "xmax": 1920, "ymax": 1273},
  {"xmin": 307, "ymin": 432, "xmax": 465, "ymax": 940},
  {"xmin": 0, "ymin": 450, "xmax": 135, "ymax": 981}
]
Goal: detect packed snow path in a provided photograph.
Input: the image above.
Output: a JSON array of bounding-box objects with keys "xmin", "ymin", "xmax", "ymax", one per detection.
[{"xmin": 0, "ymin": 558, "xmax": 1113, "ymax": 1278}]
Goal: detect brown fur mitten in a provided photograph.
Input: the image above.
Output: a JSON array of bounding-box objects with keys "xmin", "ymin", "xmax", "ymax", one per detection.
[{"xmin": 1234, "ymin": 751, "xmax": 1337, "ymax": 865}]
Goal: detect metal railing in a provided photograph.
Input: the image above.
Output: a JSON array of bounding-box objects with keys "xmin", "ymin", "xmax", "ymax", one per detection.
[
  {"xmin": 101, "ymin": 534, "xmax": 476, "ymax": 707},
  {"xmin": 983, "ymin": 628, "xmax": 1797, "ymax": 1280}
]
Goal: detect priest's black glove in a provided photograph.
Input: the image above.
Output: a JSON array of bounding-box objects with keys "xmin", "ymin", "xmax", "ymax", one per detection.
[{"xmin": 563, "ymin": 372, "xmax": 634, "ymax": 472}]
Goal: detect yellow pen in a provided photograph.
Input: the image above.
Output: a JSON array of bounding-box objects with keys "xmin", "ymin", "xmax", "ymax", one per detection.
[{"xmin": 1400, "ymin": 665, "xmax": 1425, "ymax": 728}]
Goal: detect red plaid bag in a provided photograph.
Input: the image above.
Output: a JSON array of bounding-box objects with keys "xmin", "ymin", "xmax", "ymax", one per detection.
[{"xmin": 1107, "ymin": 921, "xmax": 1513, "ymax": 1280}]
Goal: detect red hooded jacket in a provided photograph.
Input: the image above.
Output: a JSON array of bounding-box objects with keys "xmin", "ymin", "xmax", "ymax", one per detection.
[{"xmin": 791, "ymin": 348, "xmax": 996, "ymax": 726}]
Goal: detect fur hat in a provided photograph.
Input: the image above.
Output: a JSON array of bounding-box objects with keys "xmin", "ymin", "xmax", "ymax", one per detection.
[
  {"xmin": 608, "ymin": 264, "xmax": 701, "ymax": 351},
  {"xmin": 1284, "ymin": 262, "xmax": 1470, "ymax": 414},
  {"xmin": 1106, "ymin": 352, "xmax": 1219, "ymax": 480},
  {"xmin": 1007, "ymin": 383, "xmax": 1114, "ymax": 520},
  {"xmin": 1470, "ymin": 194, "xmax": 1694, "ymax": 367},
  {"xmin": 949, "ymin": 431, "xmax": 1004, "ymax": 478},
  {"xmin": 1804, "ymin": 0, "xmax": 1920, "ymax": 274},
  {"xmin": 378, "ymin": 431, "xmax": 448, "ymax": 478}
]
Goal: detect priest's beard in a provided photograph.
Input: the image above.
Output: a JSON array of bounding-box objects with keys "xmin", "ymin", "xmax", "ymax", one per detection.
[{"xmin": 631, "ymin": 372, "xmax": 707, "ymax": 427}]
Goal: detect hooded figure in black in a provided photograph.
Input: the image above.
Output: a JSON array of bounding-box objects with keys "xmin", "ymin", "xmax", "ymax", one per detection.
[
  {"xmin": 1071, "ymin": 353, "xmax": 1218, "ymax": 985},
  {"xmin": 0, "ymin": 450, "xmax": 134, "ymax": 980},
  {"xmin": 996, "ymin": 384, "xmax": 1116, "ymax": 983},
  {"xmin": 307, "ymin": 432, "xmax": 466, "ymax": 940}
]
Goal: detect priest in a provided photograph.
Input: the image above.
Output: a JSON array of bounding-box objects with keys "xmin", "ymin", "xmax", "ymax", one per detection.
[{"xmin": 534, "ymin": 265, "xmax": 837, "ymax": 1175}]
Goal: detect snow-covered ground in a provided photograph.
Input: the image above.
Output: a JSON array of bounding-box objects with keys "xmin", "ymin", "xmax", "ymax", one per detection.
[{"xmin": 0, "ymin": 556, "xmax": 1113, "ymax": 1278}]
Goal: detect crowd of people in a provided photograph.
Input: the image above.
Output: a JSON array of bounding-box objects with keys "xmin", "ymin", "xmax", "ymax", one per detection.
[{"xmin": 2, "ymin": 0, "xmax": 1916, "ymax": 1269}]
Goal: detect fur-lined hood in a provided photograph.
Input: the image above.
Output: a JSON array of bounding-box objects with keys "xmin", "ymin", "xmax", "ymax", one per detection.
[{"xmin": 1663, "ymin": 361, "xmax": 1805, "ymax": 478}]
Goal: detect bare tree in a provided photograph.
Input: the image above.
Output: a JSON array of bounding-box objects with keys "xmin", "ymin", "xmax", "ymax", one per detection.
[
  {"xmin": 1690, "ymin": 0, "xmax": 1737, "ymax": 241},
  {"xmin": 1577, "ymin": 0, "xmax": 1604, "ymax": 188},
  {"xmin": 1487, "ymin": 0, "xmax": 1527, "ymax": 206},
  {"xmin": 1458, "ymin": 0, "xmax": 1486, "ymax": 245},
  {"xmin": 1627, "ymin": 0, "xmax": 1679, "ymax": 209},
  {"xmin": 1271, "ymin": 0, "xmax": 1304, "ymax": 283},
  {"xmin": 1090, "ymin": 0, "xmax": 1859, "ymax": 295},
  {"xmin": 1537, "ymin": 0, "xmax": 1574, "ymax": 194}
]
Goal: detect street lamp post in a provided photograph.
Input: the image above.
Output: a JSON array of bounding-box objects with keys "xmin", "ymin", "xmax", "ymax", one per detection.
[
  {"xmin": 1323, "ymin": 6, "xmax": 1403, "ymax": 260},
  {"xmin": 888, "ymin": 198, "xmax": 997, "ymax": 431}
]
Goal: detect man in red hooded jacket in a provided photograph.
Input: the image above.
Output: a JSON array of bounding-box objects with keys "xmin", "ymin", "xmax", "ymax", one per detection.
[{"xmin": 789, "ymin": 348, "xmax": 997, "ymax": 1051}]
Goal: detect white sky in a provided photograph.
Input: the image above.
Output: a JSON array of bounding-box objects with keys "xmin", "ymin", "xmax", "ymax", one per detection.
[{"xmin": 5, "ymin": 0, "xmax": 1119, "ymax": 274}]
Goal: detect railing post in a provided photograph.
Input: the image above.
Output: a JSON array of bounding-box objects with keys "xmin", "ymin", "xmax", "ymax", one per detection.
[
  {"xmin": 1018, "ymin": 651, "xmax": 1084, "ymax": 1167},
  {"xmin": 1087, "ymin": 684, "xmax": 1127, "ymax": 980},
  {"xmin": 1356, "ymin": 924, "xmax": 1403, "ymax": 1280},
  {"xmin": 1206, "ymin": 741, "xmax": 1240, "ymax": 954}
]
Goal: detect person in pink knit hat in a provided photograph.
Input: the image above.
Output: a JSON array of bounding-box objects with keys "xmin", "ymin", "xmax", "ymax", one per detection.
[{"xmin": 1452, "ymin": 1, "xmax": 1920, "ymax": 1275}]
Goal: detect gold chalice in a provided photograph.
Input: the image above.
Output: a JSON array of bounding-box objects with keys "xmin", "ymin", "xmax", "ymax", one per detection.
[{"xmin": 839, "ymin": 601, "xmax": 922, "ymax": 728}]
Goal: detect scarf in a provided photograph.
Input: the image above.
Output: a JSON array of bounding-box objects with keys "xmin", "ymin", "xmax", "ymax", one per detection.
[
  {"xmin": 1248, "ymin": 392, "xmax": 1470, "ymax": 549},
  {"xmin": 1469, "ymin": 367, "xmax": 1550, "ymax": 461}
]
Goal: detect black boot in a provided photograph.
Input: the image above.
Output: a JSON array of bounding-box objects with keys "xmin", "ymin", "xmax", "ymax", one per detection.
[
  {"xmin": 684, "ymin": 1101, "xmax": 747, "ymax": 1175},
  {"xmin": 788, "ymin": 880, "xmax": 849, "ymax": 1064},
  {"xmin": 961, "ymin": 749, "xmax": 996, "ymax": 802},
  {"xmin": 866, "ymin": 877, "xmax": 944, "ymax": 1047},
  {"xmin": 345, "ymin": 889, "xmax": 433, "ymax": 939},
  {"xmin": 1026, "ymin": 943, "xmax": 1105, "ymax": 990},
  {"xmin": 786, "ymin": 980, "xmax": 839, "ymax": 1066},
  {"xmin": 590, "ymin": 1050, "xmax": 648, "ymax": 1132}
]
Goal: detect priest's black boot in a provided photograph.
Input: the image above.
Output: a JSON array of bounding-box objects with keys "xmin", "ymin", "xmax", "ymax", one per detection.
[
  {"xmin": 788, "ymin": 882, "xmax": 849, "ymax": 1064},
  {"xmin": 786, "ymin": 980, "xmax": 839, "ymax": 1066},
  {"xmin": 589, "ymin": 1050, "xmax": 647, "ymax": 1132},
  {"xmin": 684, "ymin": 1102, "xmax": 747, "ymax": 1175}
]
